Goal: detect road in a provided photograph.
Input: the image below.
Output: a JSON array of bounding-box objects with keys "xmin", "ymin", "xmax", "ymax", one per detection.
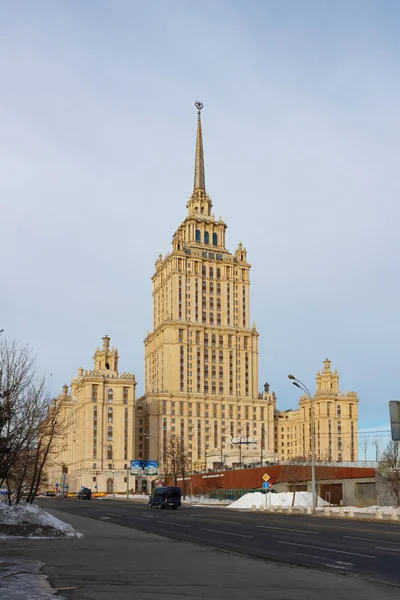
[{"xmin": 41, "ymin": 498, "xmax": 400, "ymax": 587}]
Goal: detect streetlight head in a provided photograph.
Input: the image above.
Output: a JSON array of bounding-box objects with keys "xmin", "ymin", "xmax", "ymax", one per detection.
[
  {"xmin": 293, "ymin": 382, "xmax": 301, "ymax": 389},
  {"xmin": 288, "ymin": 374, "xmax": 295, "ymax": 380}
]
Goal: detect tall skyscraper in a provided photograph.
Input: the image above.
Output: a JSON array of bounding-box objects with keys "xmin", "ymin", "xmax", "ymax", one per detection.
[{"xmin": 136, "ymin": 104, "xmax": 276, "ymax": 471}]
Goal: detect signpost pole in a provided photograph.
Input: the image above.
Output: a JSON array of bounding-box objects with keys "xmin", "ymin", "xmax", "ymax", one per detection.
[{"xmin": 126, "ymin": 467, "xmax": 130, "ymax": 499}]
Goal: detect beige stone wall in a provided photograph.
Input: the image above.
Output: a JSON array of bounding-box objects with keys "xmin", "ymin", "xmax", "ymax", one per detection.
[
  {"xmin": 275, "ymin": 360, "xmax": 358, "ymax": 463},
  {"xmin": 45, "ymin": 336, "xmax": 136, "ymax": 493}
]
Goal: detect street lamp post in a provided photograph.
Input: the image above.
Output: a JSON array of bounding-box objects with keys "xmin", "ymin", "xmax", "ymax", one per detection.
[
  {"xmin": 260, "ymin": 423, "xmax": 265, "ymax": 467},
  {"xmin": 288, "ymin": 374, "xmax": 316, "ymax": 511}
]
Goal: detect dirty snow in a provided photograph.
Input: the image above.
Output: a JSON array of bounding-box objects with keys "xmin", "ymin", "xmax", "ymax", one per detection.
[
  {"xmin": 324, "ymin": 504, "xmax": 400, "ymax": 515},
  {"xmin": 228, "ymin": 491, "xmax": 330, "ymax": 510},
  {"xmin": 0, "ymin": 502, "xmax": 80, "ymax": 537}
]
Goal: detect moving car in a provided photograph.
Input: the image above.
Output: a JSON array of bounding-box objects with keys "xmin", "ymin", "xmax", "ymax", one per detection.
[
  {"xmin": 77, "ymin": 487, "xmax": 92, "ymax": 500},
  {"xmin": 149, "ymin": 486, "xmax": 181, "ymax": 509}
]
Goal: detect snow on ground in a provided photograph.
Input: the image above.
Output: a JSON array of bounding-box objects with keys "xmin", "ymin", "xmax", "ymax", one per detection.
[
  {"xmin": 228, "ymin": 491, "xmax": 330, "ymax": 510},
  {"xmin": 0, "ymin": 502, "xmax": 81, "ymax": 537},
  {"xmin": 324, "ymin": 505, "xmax": 400, "ymax": 515}
]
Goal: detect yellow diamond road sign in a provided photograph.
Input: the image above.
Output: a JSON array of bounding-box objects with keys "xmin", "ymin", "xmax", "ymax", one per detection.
[{"xmin": 262, "ymin": 473, "xmax": 270, "ymax": 482}]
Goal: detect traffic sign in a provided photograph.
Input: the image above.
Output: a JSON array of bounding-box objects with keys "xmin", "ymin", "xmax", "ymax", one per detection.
[
  {"xmin": 262, "ymin": 473, "xmax": 270, "ymax": 482},
  {"xmin": 262, "ymin": 481, "xmax": 270, "ymax": 489}
]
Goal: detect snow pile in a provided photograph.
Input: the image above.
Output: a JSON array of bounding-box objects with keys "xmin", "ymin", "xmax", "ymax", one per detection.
[
  {"xmin": 182, "ymin": 496, "xmax": 230, "ymax": 505},
  {"xmin": 228, "ymin": 491, "xmax": 330, "ymax": 510},
  {"xmin": 0, "ymin": 502, "xmax": 80, "ymax": 537}
]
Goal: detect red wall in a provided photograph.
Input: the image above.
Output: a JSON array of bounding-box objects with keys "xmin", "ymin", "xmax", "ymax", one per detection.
[{"xmin": 175, "ymin": 465, "xmax": 376, "ymax": 494}]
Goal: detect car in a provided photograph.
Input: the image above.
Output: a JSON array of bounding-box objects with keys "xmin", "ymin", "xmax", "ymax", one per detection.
[
  {"xmin": 42, "ymin": 489, "xmax": 57, "ymax": 497},
  {"xmin": 148, "ymin": 486, "xmax": 181, "ymax": 509},
  {"xmin": 76, "ymin": 487, "xmax": 92, "ymax": 500}
]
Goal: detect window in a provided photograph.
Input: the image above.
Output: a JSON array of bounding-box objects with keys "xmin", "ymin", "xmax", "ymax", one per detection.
[
  {"xmin": 108, "ymin": 426, "xmax": 113, "ymax": 441},
  {"xmin": 204, "ymin": 231, "xmax": 209, "ymax": 244},
  {"xmin": 209, "ymin": 267, "xmax": 213, "ymax": 279},
  {"xmin": 123, "ymin": 387, "xmax": 129, "ymax": 404},
  {"xmin": 108, "ymin": 389, "xmax": 113, "ymax": 403},
  {"xmin": 107, "ymin": 445, "xmax": 113, "ymax": 459},
  {"xmin": 196, "ymin": 229, "xmax": 201, "ymax": 243},
  {"xmin": 93, "ymin": 463, "xmax": 96, "ymax": 469},
  {"xmin": 355, "ymin": 482, "xmax": 376, "ymax": 499},
  {"xmin": 179, "ymin": 329, "xmax": 183, "ymax": 342},
  {"xmin": 217, "ymin": 313, "xmax": 221, "ymax": 325},
  {"xmin": 213, "ymin": 232, "xmax": 217, "ymax": 246},
  {"xmin": 108, "ymin": 407, "xmax": 113, "ymax": 422},
  {"xmin": 92, "ymin": 385, "xmax": 98, "ymax": 402}
]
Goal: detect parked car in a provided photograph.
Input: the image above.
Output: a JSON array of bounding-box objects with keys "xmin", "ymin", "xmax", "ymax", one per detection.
[
  {"xmin": 149, "ymin": 486, "xmax": 181, "ymax": 509},
  {"xmin": 76, "ymin": 487, "xmax": 92, "ymax": 500},
  {"xmin": 42, "ymin": 489, "xmax": 57, "ymax": 497}
]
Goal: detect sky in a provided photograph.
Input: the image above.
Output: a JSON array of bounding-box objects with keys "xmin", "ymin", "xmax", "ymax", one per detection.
[{"xmin": 1, "ymin": 1, "xmax": 399, "ymax": 443}]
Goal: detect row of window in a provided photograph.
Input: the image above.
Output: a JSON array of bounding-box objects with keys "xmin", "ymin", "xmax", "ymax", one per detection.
[
  {"xmin": 196, "ymin": 230, "xmax": 218, "ymax": 246},
  {"xmin": 92, "ymin": 386, "xmax": 129, "ymax": 403}
]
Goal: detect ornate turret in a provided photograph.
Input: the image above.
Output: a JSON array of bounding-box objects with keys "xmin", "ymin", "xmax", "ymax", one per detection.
[{"xmin": 186, "ymin": 102, "xmax": 212, "ymax": 217}]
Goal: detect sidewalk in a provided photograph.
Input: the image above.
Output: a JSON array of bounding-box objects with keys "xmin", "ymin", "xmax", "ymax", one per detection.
[{"xmin": 2, "ymin": 507, "xmax": 400, "ymax": 600}]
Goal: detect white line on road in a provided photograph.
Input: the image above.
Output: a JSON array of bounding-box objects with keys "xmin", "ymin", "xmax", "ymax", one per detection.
[
  {"xmin": 128, "ymin": 517, "xmax": 152, "ymax": 521},
  {"xmin": 156, "ymin": 521, "xmax": 190, "ymax": 528},
  {"xmin": 343, "ymin": 535, "xmax": 400, "ymax": 545},
  {"xmin": 374, "ymin": 547, "xmax": 400, "ymax": 552},
  {"xmin": 257, "ymin": 525, "xmax": 318, "ymax": 535},
  {"xmin": 291, "ymin": 552, "xmax": 355, "ymax": 569},
  {"xmin": 201, "ymin": 528, "xmax": 253, "ymax": 539},
  {"xmin": 203, "ymin": 519, "xmax": 243, "ymax": 525},
  {"xmin": 278, "ymin": 541, "xmax": 375, "ymax": 559}
]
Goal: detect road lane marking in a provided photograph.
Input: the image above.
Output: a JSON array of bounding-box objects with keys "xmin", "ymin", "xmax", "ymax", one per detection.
[
  {"xmin": 203, "ymin": 519, "xmax": 243, "ymax": 525},
  {"xmin": 291, "ymin": 552, "xmax": 355, "ymax": 569},
  {"xmin": 128, "ymin": 516, "xmax": 152, "ymax": 521},
  {"xmin": 257, "ymin": 525, "xmax": 318, "ymax": 535},
  {"xmin": 374, "ymin": 547, "xmax": 400, "ymax": 552},
  {"xmin": 343, "ymin": 535, "xmax": 400, "ymax": 545},
  {"xmin": 156, "ymin": 521, "xmax": 190, "ymax": 528},
  {"xmin": 201, "ymin": 528, "xmax": 253, "ymax": 538},
  {"xmin": 278, "ymin": 541, "xmax": 375, "ymax": 559},
  {"xmin": 98, "ymin": 516, "xmax": 110, "ymax": 520}
]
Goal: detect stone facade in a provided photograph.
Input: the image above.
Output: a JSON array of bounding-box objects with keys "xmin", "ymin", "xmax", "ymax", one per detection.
[
  {"xmin": 45, "ymin": 336, "xmax": 136, "ymax": 493},
  {"xmin": 275, "ymin": 359, "xmax": 358, "ymax": 462},
  {"xmin": 136, "ymin": 107, "xmax": 359, "ymax": 472}
]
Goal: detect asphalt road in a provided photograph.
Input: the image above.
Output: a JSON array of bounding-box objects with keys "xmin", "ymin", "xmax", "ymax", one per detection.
[{"xmin": 41, "ymin": 498, "xmax": 400, "ymax": 587}]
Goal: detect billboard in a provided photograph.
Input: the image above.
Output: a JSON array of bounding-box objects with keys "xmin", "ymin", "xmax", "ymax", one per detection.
[
  {"xmin": 389, "ymin": 401, "xmax": 400, "ymax": 441},
  {"xmin": 143, "ymin": 460, "xmax": 158, "ymax": 475},
  {"xmin": 130, "ymin": 460, "xmax": 142, "ymax": 475},
  {"xmin": 130, "ymin": 460, "xmax": 159, "ymax": 476}
]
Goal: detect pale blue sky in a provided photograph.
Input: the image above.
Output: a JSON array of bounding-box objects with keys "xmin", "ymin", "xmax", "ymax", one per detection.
[{"xmin": 1, "ymin": 1, "xmax": 399, "ymax": 438}]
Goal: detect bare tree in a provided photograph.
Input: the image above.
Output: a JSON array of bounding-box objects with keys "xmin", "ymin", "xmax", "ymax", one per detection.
[
  {"xmin": 177, "ymin": 438, "xmax": 190, "ymax": 499},
  {"xmin": 279, "ymin": 457, "xmax": 308, "ymax": 506},
  {"xmin": 359, "ymin": 436, "xmax": 370, "ymax": 463},
  {"xmin": 0, "ymin": 338, "xmax": 64, "ymax": 504},
  {"xmin": 379, "ymin": 440, "xmax": 400, "ymax": 508},
  {"xmin": 162, "ymin": 434, "xmax": 190, "ymax": 496},
  {"xmin": 372, "ymin": 438, "xmax": 381, "ymax": 462}
]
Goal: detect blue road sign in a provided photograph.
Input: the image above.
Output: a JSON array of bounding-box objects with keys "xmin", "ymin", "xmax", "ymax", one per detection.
[{"xmin": 262, "ymin": 481, "xmax": 270, "ymax": 489}]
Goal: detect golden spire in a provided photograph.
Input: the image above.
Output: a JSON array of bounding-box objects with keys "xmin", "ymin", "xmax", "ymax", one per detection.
[{"xmin": 194, "ymin": 101, "xmax": 205, "ymax": 192}]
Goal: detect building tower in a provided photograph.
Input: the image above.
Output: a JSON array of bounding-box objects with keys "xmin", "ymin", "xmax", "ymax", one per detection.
[
  {"xmin": 274, "ymin": 359, "xmax": 358, "ymax": 462},
  {"xmin": 136, "ymin": 104, "xmax": 276, "ymax": 472},
  {"xmin": 45, "ymin": 336, "xmax": 136, "ymax": 493}
]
